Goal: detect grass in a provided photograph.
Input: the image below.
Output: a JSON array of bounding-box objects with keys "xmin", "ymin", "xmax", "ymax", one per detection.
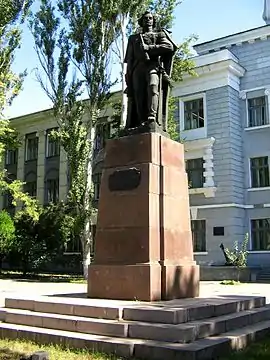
[
  {"xmin": 220, "ymin": 279, "xmax": 241, "ymax": 285},
  {"xmin": 0, "ymin": 339, "xmax": 121, "ymax": 360},
  {"xmin": 1, "ymin": 337, "xmax": 270, "ymax": 360},
  {"xmin": 0, "ymin": 270, "xmax": 86, "ymax": 284},
  {"xmin": 221, "ymin": 337, "xmax": 270, "ymax": 360}
]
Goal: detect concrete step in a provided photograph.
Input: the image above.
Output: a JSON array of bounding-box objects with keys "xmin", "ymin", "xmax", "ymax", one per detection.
[
  {"xmin": 122, "ymin": 296, "xmax": 265, "ymax": 323},
  {"xmin": 4, "ymin": 308, "xmax": 128, "ymax": 338},
  {"xmin": 5, "ymin": 295, "xmax": 265, "ymax": 325},
  {"xmin": 127, "ymin": 305, "xmax": 270, "ymax": 343},
  {"xmin": 5, "ymin": 297, "xmax": 123, "ymax": 320},
  {"xmin": 1, "ymin": 319, "xmax": 270, "ymax": 360},
  {"xmin": 3, "ymin": 304, "xmax": 270, "ymax": 344},
  {"xmin": 0, "ymin": 308, "xmax": 5, "ymax": 321}
]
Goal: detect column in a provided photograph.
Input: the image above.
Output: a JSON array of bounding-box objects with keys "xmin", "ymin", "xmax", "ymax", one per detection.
[
  {"xmin": 36, "ymin": 131, "xmax": 46, "ymax": 205},
  {"xmin": 203, "ymin": 146, "xmax": 215, "ymax": 188}
]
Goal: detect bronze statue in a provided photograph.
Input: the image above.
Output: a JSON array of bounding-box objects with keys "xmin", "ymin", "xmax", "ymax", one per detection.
[{"xmin": 124, "ymin": 11, "xmax": 177, "ymax": 132}]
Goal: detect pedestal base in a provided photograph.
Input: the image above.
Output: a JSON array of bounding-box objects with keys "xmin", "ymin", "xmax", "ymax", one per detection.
[
  {"xmin": 88, "ymin": 263, "xmax": 161, "ymax": 301},
  {"xmin": 88, "ymin": 133, "xmax": 200, "ymax": 301},
  {"xmin": 161, "ymin": 263, "xmax": 200, "ymax": 299}
]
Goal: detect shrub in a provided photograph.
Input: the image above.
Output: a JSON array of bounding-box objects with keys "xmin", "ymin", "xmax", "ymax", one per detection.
[
  {"xmin": 222, "ymin": 233, "xmax": 249, "ymax": 268},
  {"xmin": 0, "ymin": 210, "xmax": 15, "ymax": 269},
  {"xmin": 11, "ymin": 202, "xmax": 75, "ymax": 274}
]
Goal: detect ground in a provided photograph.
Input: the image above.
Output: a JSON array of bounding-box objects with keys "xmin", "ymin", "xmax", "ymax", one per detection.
[
  {"xmin": 1, "ymin": 279, "xmax": 270, "ymax": 360},
  {"xmin": 1, "ymin": 279, "xmax": 270, "ymax": 306}
]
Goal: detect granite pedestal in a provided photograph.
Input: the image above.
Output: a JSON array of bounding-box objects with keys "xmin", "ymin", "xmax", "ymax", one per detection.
[{"xmin": 88, "ymin": 132, "xmax": 199, "ymax": 301}]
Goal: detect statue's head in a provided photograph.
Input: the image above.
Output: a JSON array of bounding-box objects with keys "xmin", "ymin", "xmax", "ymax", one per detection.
[{"xmin": 138, "ymin": 11, "xmax": 157, "ymax": 29}]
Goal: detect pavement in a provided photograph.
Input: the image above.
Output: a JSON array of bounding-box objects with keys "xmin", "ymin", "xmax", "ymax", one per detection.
[{"xmin": 1, "ymin": 279, "xmax": 270, "ymax": 306}]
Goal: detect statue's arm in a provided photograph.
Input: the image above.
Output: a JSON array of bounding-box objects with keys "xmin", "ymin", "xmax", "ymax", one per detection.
[
  {"xmin": 147, "ymin": 31, "xmax": 174, "ymax": 56},
  {"xmin": 124, "ymin": 37, "xmax": 134, "ymax": 74}
]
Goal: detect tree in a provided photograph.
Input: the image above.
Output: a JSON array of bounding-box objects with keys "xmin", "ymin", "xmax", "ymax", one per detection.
[
  {"xmin": 31, "ymin": 0, "xmax": 117, "ymax": 277},
  {"xmin": 0, "ymin": 210, "xmax": 15, "ymax": 270},
  {"xmin": 0, "ymin": 0, "xmax": 39, "ymax": 220}
]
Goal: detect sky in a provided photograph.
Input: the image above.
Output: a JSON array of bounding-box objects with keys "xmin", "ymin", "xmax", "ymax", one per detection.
[{"xmin": 7, "ymin": 0, "xmax": 266, "ymax": 119}]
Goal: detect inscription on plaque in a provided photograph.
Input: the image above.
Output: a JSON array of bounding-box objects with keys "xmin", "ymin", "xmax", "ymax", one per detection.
[{"xmin": 108, "ymin": 168, "xmax": 141, "ymax": 191}]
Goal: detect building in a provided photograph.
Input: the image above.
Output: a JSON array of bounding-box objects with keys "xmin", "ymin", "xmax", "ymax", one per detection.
[{"xmin": 2, "ymin": 2, "xmax": 270, "ymax": 266}]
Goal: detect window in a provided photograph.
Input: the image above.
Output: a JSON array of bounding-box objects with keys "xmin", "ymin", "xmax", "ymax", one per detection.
[
  {"xmin": 25, "ymin": 181, "xmax": 37, "ymax": 197},
  {"xmin": 65, "ymin": 235, "xmax": 82, "ymax": 253},
  {"xmin": 45, "ymin": 179, "xmax": 59, "ymax": 203},
  {"xmin": 5, "ymin": 149, "xmax": 17, "ymax": 166},
  {"xmin": 25, "ymin": 134, "xmax": 38, "ymax": 161},
  {"xmin": 248, "ymin": 96, "xmax": 268, "ymax": 127},
  {"xmin": 93, "ymin": 173, "xmax": 101, "ymax": 200},
  {"xmin": 251, "ymin": 219, "xmax": 270, "ymax": 251},
  {"xmin": 191, "ymin": 220, "xmax": 206, "ymax": 252},
  {"xmin": 94, "ymin": 121, "xmax": 111, "ymax": 154},
  {"xmin": 186, "ymin": 158, "xmax": 204, "ymax": 188},
  {"xmin": 184, "ymin": 98, "xmax": 204, "ymax": 130},
  {"xmin": 250, "ymin": 157, "xmax": 269, "ymax": 188},
  {"xmin": 3, "ymin": 191, "xmax": 14, "ymax": 210},
  {"xmin": 46, "ymin": 129, "xmax": 60, "ymax": 157}
]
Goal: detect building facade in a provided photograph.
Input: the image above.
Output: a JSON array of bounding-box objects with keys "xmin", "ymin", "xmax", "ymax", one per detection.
[{"xmin": 2, "ymin": 21, "xmax": 270, "ymax": 266}]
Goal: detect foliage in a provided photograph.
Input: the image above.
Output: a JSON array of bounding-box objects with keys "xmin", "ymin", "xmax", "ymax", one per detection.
[
  {"xmin": 11, "ymin": 203, "xmax": 74, "ymax": 274},
  {"xmin": 31, "ymin": 0, "xmax": 118, "ymax": 277},
  {"xmin": 0, "ymin": 210, "xmax": 15, "ymax": 258},
  {"xmin": 223, "ymin": 233, "xmax": 249, "ymax": 268},
  {"xmin": 220, "ymin": 280, "xmax": 241, "ymax": 286},
  {"xmin": 0, "ymin": 0, "xmax": 39, "ymax": 220}
]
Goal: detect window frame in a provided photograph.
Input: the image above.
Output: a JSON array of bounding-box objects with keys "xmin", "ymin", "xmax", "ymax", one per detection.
[
  {"xmin": 186, "ymin": 158, "xmax": 205, "ymax": 189},
  {"xmin": 25, "ymin": 133, "xmax": 38, "ymax": 162},
  {"xmin": 5, "ymin": 149, "xmax": 17, "ymax": 166},
  {"xmin": 247, "ymin": 96, "xmax": 268, "ymax": 128},
  {"xmin": 250, "ymin": 218, "xmax": 270, "ymax": 251},
  {"xmin": 249, "ymin": 156, "xmax": 270, "ymax": 188},
  {"xmin": 45, "ymin": 178, "xmax": 59, "ymax": 204},
  {"xmin": 191, "ymin": 219, "xmax": 206, "ymax": 253},
  {"xmin": 92, "ymin": 173, "xmax": 102, "ymax": 201},
  {"xmin": 46, "ymin": 128, "xmax": 60, "ymax": 158},
  {"xmin": 24, "ymin": 181, "xmax": 37, "ymax": 198}
]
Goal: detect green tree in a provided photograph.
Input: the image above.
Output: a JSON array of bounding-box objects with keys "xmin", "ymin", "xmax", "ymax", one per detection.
[
  {"xmin": 31, "ymin": 0, "xmax": 117, "ymax": 277},
  {"xmin": 0, "ymin": 0, "xmax": 39, "ymax": 220},
  {"xmin": 0, "ymin": 210, "xmax": 15, "ymax": 270}
]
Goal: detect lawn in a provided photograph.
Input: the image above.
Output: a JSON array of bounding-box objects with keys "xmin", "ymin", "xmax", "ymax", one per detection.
[
  {"xmin": 1, "ymin": 337, "xmax": 270, "ymax": 360},
  {"xmin": 0, "ymin": 339, "xmax": 120, "ymax": 360},
  {"xmin": 0, "ymin": 270, "xmax": 86, "ymax": 284}
]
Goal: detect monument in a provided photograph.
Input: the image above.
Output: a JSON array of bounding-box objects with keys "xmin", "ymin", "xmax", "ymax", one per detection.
[{"xmin": 88, "ymin": 11, "xmax": 199, "ymax": 301}]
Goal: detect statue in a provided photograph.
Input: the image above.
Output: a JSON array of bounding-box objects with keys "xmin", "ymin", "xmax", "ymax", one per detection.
[{"xmin": 124, "ymin": 11, "xmax": 177, "ymax": 133}]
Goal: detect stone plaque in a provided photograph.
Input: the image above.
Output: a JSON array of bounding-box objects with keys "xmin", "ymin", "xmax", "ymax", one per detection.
[{"xmin": 108, "ymin": 167, "xmax": 141, "ymax": 191}]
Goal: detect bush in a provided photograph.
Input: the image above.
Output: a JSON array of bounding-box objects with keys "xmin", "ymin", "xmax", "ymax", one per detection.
[
  {"xmin": 11, "ymin": 202, "xmax": 75, "ymax": 274},
  {"xmin": 222, "ymin": 233, "xmax": 249, "ymax": 268},
  {"xmin": 0, "ymin": 210, "xmax": 15, "ymax": 269}
]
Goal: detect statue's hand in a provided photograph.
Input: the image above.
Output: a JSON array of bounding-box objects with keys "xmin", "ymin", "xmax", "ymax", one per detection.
[{"xmin": 142, "ymin": 44, "xmax": 150, "ymax": 51}]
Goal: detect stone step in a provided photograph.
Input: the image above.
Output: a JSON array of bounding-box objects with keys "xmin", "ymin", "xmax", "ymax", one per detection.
[
  {"xmin": 5, "ymin": 297, "xmax": 123, "ymax": 320},
  {"xmin": 127, "ymin": 305, "xmax": 270, "ymax": 343},
  {"xmin": 4, "ymin": 308, "xmax": 128, "ymax": 338},
  {"xmin": 122, "ymin": 296, "xmax": 265, "ymax": 324},
  {"xmin": 1, "ymin": 320, "xmax": 270, "ymax": 360},
  {"xmin": 3, "ymin": 304, "xmax": 270, "ymax": 344},
  {"xmin": 0, "ymin": 322, "xmax": 135, "ymax": 358},
  {"xmin": 0, "ymin": 308, "xmax": 5, "ymax": 322},
  {"xmin": 5, "ymin": 295, "xmax": 266, "ymax": 324}
]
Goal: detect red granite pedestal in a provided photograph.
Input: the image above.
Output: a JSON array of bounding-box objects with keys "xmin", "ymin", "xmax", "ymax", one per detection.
[{"xmin": 88, "ymin": 132, "xmax": 199, "ymax": 301}]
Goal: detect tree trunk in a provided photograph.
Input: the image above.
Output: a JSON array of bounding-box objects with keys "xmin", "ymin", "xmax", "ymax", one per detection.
[{"xmin": 82, "ymin": 227, "xmax": 91, "ymax": 279}]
